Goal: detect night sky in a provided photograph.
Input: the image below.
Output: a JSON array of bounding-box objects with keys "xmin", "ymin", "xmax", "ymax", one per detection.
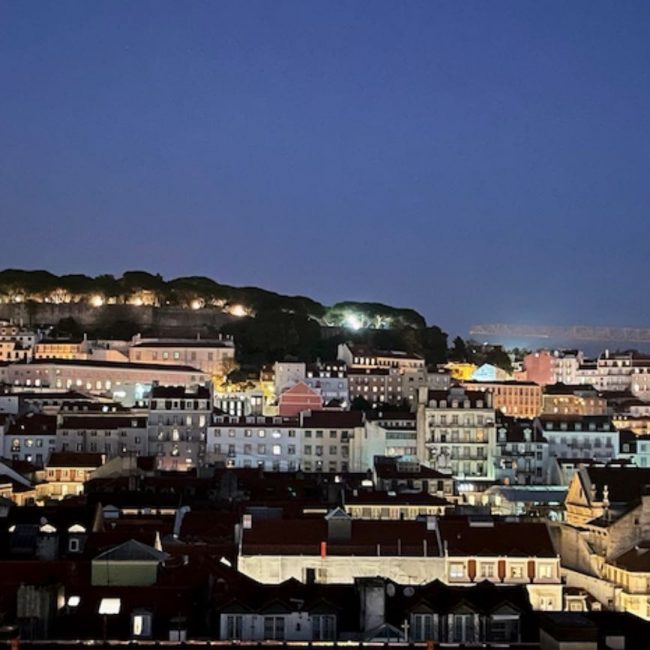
[{"xmin": 2, "ymin": 1, "xmax": 650, "ymax": 336}]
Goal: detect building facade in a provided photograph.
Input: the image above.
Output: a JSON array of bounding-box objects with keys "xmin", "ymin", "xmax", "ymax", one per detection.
[{"xmin": 417, "ymin": 386, "xmax": 497, "ymax": 485}]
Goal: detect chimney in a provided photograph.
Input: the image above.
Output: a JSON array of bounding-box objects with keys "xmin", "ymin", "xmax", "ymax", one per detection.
[
  {"xmin": 326, "ymin": 508, "xmax": 352, "ymax": 542},
  {"xmin": 357, "ymin": 578, "xmax": 385, "ymax": 633}
]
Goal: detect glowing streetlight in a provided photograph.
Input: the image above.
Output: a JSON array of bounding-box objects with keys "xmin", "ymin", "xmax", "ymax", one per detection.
[{"xmin": 90, "ymin": 295, "xmax": 104, "ymax": 307}]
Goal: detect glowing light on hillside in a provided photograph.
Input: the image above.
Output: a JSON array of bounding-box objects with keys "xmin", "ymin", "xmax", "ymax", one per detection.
[
  {"xmin": 90, "ymin": 295, "xmax": 104, "ymax": 307},
  {"xmin": 191, "ymin": 299, "xmax": 203, "ymax": 310},
  {"xmin": 345, "ymin": 313, "xmax": 363, "ymax": 331},
  {"xmin": 228, "ymin": 304, "xmax": 248, "ymax": 317}
]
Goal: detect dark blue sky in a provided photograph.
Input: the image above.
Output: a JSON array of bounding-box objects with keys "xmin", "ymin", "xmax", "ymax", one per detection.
[{"xmin": 2, "ymin": 1, "xmax": 649, "ymax": 336}]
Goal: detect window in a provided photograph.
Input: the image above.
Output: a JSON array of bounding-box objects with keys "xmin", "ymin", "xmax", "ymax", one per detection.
[
  {"xmin": 449, "ymin": 562, "xmax": 465, "ymax": 579},
  {"xmin": 489, "ymin": 615, "xmax": 519, "ymax": 642},
  {"xmin": 509, "ymin": 564, "xmax": 524, "ymax": 579},
  {"xmin": 538, "ymin": 563, "xmax": 554, "ymax": 579},
  {"xmin": 411, "ymin": 614, "xmax": 435, "ymax": 641},
  {"xmin": 272, "ymin": 444, "xmax": 282, "ymax": 456},
  {"xmin": 225, "ymin": 615, "xmax": 243, "ymax": 639},
  {"xmin": 312, "ymin": 614, "xmax": 336, "ymax": 640},
  {"xmin": 263, "ymin": 616, "xmax": 285, "ymax": 640},
  {"xmin": 132, "ymin": 612, "xmax": 152, "ymax": 638},
  {"xmin": 452, "ymin": 614, "xmax": 476, "ymax": 643},
  {"xmin": 480, "ymin": 563, "xmax": 495, "ymax": 578},
  {"xmin": 68, "ymin": 538, "xmax": 80, "ymax": 553}
]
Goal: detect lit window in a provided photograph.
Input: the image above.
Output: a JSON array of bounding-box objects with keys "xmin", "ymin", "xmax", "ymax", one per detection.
[
  {"xmin": 449, "ymin": 563, "xmax": 465, "ymax": 579},
  {"xmin": 98, "ymin": 598, "xmax": 121, "ymax": 615}
]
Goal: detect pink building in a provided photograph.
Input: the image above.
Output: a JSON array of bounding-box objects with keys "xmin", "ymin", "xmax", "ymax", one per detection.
[
  {"xmin": 278, "ymin": 381, "xmax": 322, "ymax": 417},
  {"xmin": 522, "ymin": 351, "xmax": 555, "ymax": 385}
]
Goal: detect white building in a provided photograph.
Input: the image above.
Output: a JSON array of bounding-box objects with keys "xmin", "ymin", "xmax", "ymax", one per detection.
[
  {"xmin": 128, "ymin": 336, "xmax": 235, "ymax": 377},
  {"xmin": 305, "ymin": 363, "xmax": 349, "ymax": 406},
  {"xmin": 537, "ymin": 415, "xmax": 618, "ymax": 462},
  {"xmin": 417, "ymin": 386, "xmax": 497, "ymax": 484},
  {"xmin": 56, "ymin": 411, "xmax": 148, "ymax": 458},
  {"xmin": 364, "ymin": 411, "xmax": 418, "ymax": 461},
  {"xmin": 207, "ymin": 413, "xmax": 301, "ymax": 470},
  {"xmin": 6, "ymin": 359, "xmax": 209, "ymax": 406},
  {"xmin": 273, "ymin": 362, "xmax": 306, "ymax": 395},
  {"xmin": 2, "ymin": 412, "xmax": 57, "ymax": 466},
  {"xmin": 147, "ymin": 384, "xmax": 211, "ymax": 470}
]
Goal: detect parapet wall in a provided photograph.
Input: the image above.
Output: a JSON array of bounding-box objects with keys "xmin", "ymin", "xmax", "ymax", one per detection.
[{"xmin": 0, "ymin": 303, "xmax": 235, "ymax": 336}]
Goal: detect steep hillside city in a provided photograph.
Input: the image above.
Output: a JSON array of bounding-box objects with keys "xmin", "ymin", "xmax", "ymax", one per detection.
[{"xmin": 1, "ymin": 306, "xmax": 650, "ymax": 648}]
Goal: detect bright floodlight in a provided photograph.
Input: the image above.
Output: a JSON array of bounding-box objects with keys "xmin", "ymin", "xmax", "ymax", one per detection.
[
  {"xmin": 99, "ymin": 598, "xmax": 121, "ymax": 615},
  {"xmin": 345, "ymin": 313, "xmax": 363, "ymax": 331},
  {"xmin": 90, "ymin": 295, "xmax": 104, "ymax": 307},
  {"xmin": 229, "ymin": 304, "xmax": 247, "ymax": 317},
  {"xmin": 67, "ymin": 596, "xmax": 80, "ymax": 607}
]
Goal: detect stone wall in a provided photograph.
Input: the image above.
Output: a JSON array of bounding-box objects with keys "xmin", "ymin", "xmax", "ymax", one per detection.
[{"xmin": 0, "ymin": 303, "xmax": 235, "ymax": 336}]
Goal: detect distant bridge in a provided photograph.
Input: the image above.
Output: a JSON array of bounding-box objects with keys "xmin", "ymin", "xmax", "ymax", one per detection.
[{"xmin": 469, "ymin": 324, "xmax": 650, "ymax": 343}]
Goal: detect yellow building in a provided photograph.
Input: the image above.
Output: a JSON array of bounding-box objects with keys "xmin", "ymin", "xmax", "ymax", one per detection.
[
  {"xmin": 443, "ymin": 362, "xmax": 478, "ymax": 381},
  {"xmin": 34, "ymin": 339, "xmax": 85, "ymax": 360}
]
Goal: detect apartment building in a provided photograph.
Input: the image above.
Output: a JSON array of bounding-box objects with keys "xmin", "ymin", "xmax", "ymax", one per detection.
[
  {"xmin": 364, "ymin": 411, "xmax": 418, "ymax": 461},
  {"xmin": 128, "ymin": 336, "xmax": 235, "ymax": 377},
  {"xmin": 438, "ymin": 518, "xmax": 562, "ymax": 611},
  {"xmin": 495, "ymin": 416, "xmax": 549, "ymax": 485},
  {"xmin": 238, "ymin": 510, "xmax": 561, "ymax": 611},
  {"xmin": 300, "ymin": 410, "xmax": 364, "ymax": 473},
  {"xmin": 207, "ymin": 413, "xmax": 301, "ymax": 470},
  {"xmin": 6, "ymin": 359, "xmax": 209, "ymax": 405},
  {"xmin": 273, "ymin": 362, "xmax": 306, "ymax": 394},
  {"xmin": 463, "ymin": 380, "xmax": 542, "ymax": 418},
  {"xmin": 338, "ymin": 343, "xmax": 425, "ymax": 372},
  {"xmin": 305, "ymin": 363, "xmax": 349, "ymax": 405},
  {"xmin": 147, "ymin": 384, "xmax": 211, "ymax": 470},
  {"xmin": 537, "ymin": 415, "xmax": 618, "ymax": 462},
  {"xmin": 347, "ymin": 367, "xmax": 403, "ymax": 405},
  {"xmin": 416, "ymin": 386, "xmax": 497, "ymax": 484},
  {"xmin": 56, "ymin": 413, "xmax": 148, "ymax": 457},
  {"xmin": 541, "ymin": 383, "xmax": 608, "ymax": 416},
  {"xmin": 2, "ymin": 413, "xmax": 57, "ymax": 466},
  {"xmin": 39, "ymin": 452, "xmax": 105, "ymax": 499},
  {"xmin": 0, "ymin": 322, "xmax": 40, "ymax": 363}
]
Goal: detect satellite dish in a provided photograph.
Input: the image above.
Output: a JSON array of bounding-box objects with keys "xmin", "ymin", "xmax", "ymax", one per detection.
[
  {"xmin": 403, "ymin": 587, "xmax": 415, "ymax": 597},
  {"xmin": 386, "ymin": 584, "xmax": 396, "ymax": 597}
]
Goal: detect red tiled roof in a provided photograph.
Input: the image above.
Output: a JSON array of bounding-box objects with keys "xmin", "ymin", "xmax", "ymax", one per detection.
[
  {"xmin": 47, "ymin": 452, "xmax": 104, "ymax": 468},
  {"xmin": 241, "ymin": 518, "xmax": 441, "ymax": 556},
  {"xmin": 300, "ymin": 410, "xmax": 364, "ymax": 428},
  {"xmin": 438, "ymin": 518, "xmax": 556, "ymax": 557}
]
